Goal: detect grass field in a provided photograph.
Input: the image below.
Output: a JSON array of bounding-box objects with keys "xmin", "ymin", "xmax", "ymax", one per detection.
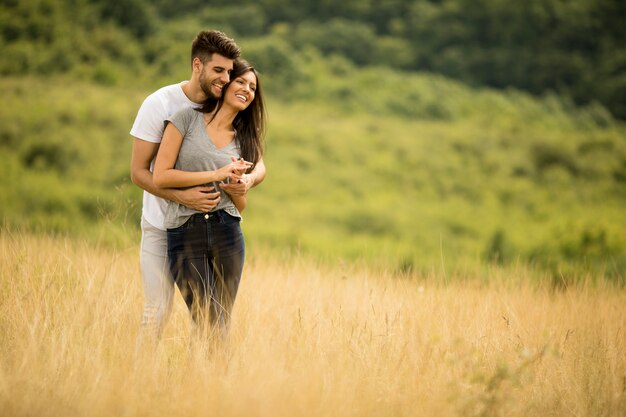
[{"xmin": 1, "ymin": 230, "xmax": 624, "ymax": 417}]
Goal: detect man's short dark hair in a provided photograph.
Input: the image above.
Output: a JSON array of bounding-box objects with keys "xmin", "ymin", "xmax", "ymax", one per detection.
[{"xmin": 191, "ymin": 30, "xmax": 241, "ymax": 66}]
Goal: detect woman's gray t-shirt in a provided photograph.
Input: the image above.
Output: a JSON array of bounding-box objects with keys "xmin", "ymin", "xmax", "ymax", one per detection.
[{"xmin": 163, "ymin": 107, "xmax": 241, "ymax": 229}]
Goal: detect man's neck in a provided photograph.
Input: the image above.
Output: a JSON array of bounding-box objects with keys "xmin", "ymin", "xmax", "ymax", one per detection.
[{"xmin": 181, "ymin": 79, "xmax": 207, "ymax": 105}]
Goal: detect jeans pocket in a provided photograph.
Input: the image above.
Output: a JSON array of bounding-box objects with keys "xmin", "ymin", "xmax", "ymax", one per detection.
[
  {"xmin": 220, "ymin": 212, "xmax": 241, "ymax": 225},
  {"xmin": 167, "ymin": 216, "xmax": 194, "ymax": 233},
  {"xmin": 167, "ymin": 218, "xmax": 194, "ymax": 255}
]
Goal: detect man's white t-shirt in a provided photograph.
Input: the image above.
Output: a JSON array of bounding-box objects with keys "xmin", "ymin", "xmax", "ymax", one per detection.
[{"xmin": 130, "ymin": 82, "xmax": 202, "ymax": 230}]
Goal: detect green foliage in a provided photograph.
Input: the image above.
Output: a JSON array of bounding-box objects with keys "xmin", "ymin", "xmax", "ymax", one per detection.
[
  {"xmin": 94, "ymin": 0, "xmax": 157, "ymax": 39},
  {"xmin": 0, "ymin": 77, "xmax": 141, "ymax": 243},
  {"xmin": 198, "ymin": 4, "xmax": 266, "ymax": 37},
  {"xmin": 292, "ymin": 19, "xmax": 377, "ymax": 66},
  {"xmin": 240, "ymin": 36, "xmax": 308, "ymax": 95},
  {"xmin": 0, "ymin": 0, "xmax": 143, "ymax": 78},
  {"xmin": 1, "ymin": 1, "xmax": 626, "ymax": 280},
  {"xmin": 2, "ymin": 0, "xmax": 625, "ymax": 118},
  {"xmin": 2, "ymin": 63, "xmax": 626, "ymax": 279}
]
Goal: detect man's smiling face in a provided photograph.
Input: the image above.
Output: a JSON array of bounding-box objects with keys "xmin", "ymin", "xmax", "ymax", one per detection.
[{"xmin": 198, "ymin": 54, "xmax": 234, "ymax": 100}]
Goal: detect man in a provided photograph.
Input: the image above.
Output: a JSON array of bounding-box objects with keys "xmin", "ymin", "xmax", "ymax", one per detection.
[{"xmin": 130, "ymin": 30, "xmax": 266, "ymax": 349}]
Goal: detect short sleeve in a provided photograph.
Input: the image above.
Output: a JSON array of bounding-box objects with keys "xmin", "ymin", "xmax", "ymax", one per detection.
[
  {"xmin": 129, "ymin": 93, "xmax": 168, "ymax": 143},
  {"xmin": 166, "ymin": 108, "xmax": 197, "ymax": 138}
]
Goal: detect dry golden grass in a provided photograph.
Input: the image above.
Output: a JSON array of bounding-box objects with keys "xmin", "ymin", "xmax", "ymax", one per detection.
[{"xmin": 1, "ymin": 230, "xmax": 625, "ymax": 417}]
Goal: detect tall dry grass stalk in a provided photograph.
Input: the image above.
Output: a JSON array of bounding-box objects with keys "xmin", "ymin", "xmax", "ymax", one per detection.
[{"xmin": 0, "ymin": 230, "xmax": 625, "ymax": 417}]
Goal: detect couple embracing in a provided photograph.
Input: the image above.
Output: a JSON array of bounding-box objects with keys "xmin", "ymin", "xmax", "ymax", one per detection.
[{"xmin": 130, "ymin": 30, "xmax": 266, "ymax": 348}]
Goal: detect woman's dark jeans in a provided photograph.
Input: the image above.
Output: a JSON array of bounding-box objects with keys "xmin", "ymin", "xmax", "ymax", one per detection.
[{"xmin": 167, "ymin": 210, "xmax": 244, "ymax": 336}]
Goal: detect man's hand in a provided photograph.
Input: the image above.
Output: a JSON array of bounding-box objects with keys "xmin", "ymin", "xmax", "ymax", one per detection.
[{"xmin": 172, "ymin": 186, "xmax": 221, "ymax": 212}]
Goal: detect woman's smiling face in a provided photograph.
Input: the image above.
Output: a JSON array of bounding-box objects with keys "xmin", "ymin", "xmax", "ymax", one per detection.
[{"xmin": 224, "ymin": 70, "xmax": 257, "ymax": 111}]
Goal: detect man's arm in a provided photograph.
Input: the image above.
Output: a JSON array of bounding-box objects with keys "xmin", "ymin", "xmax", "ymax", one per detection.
[
  {"xmin": 220, "ymin": 157, "xmax": 267, "ymax": 196},
  {"xmin": 130, "ymin": 138, "xmax": 221, "ymax": 212}
]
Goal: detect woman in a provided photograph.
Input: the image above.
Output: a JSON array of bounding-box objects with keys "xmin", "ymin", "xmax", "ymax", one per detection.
[{"xmin": 153, "ymin": 59, "xmax": 266, "ymax": 337}]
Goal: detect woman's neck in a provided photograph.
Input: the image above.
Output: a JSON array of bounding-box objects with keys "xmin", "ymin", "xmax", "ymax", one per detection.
[{"xmin": 207, "ymin": 104, "xmax": 237, "ymax": 130}]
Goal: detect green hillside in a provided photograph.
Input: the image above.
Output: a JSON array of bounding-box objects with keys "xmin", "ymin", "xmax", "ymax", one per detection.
[
  {"xmin": 2, "ymin": 0, "xmax": 625, "ymax": 117},
  {"xmin": 1, "ymin": 65, "xmax": 625, "ymax": 280},
  {"xmin": 1, "ymin": 0, "xmax": 625, "ymax": 282}
]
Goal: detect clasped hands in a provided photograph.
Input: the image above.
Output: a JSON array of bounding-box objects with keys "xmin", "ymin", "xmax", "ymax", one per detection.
[
  {"xmin": 219, "ymin": 156, "xmax": 254, "ymax": 186},
  {"xmin": 175, "ymin": 157, "xmax": 254, "ymax": 212}
]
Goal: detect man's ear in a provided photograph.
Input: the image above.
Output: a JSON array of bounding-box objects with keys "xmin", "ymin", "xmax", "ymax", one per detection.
[{"xmin": 192, "ymin": 57, "xmax": 203, "ymax": 72}]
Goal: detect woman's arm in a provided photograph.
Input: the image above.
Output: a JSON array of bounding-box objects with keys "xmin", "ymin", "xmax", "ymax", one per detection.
[
  {"xmin": 228, "ymin": 156, "xmax": 249, "ymax": 212},
  {"xmin": 244, "ymin": 157, "xmax": 267, "ymax": 188},
  {"xmin": 231, "ymin": 194, "xmax": 247, "ymax": 212},
  {"xmin": 131, "ymin": 138, "xmax": 222, "ymax": 212},
  {"xmin": 153, "ymin": 123, "xmax": 252, "ymax": 188}
]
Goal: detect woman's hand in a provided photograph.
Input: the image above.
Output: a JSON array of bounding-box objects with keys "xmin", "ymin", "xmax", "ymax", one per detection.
[
  {"xmin": 216, "ymin": 157, "xmax": 253, "ymax": 183},
  {"xmin": 221, "ymin": 157, "xmax": 265, "ymax": 197}
]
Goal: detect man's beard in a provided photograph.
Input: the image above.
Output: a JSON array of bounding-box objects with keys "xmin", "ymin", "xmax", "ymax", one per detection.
[{"xmin": 199, "ymin": 72, "xmax": 220, "ymax": 100}]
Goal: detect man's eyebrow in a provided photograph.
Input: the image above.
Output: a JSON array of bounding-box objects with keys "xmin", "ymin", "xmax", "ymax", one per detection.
[{"xmin": 213, "ymin": 65, "xmax": 234, "ymax": 73}]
